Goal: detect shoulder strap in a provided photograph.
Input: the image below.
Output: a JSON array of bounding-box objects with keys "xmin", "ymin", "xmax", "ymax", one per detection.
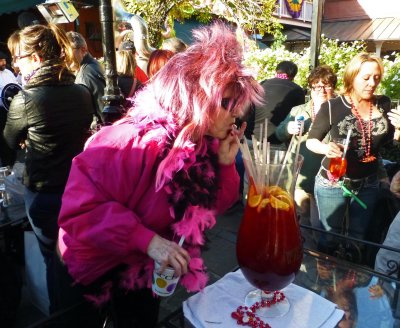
[
  {"xmin": 327, "ymin": 99, "xmax": 332, "ymax": 142},
  {"xmin": 328, "ymin": 99, "xmax": 332, "ymax": 128}
]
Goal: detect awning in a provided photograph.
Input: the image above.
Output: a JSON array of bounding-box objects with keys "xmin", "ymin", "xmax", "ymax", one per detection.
[
  {"xmin": 262, "ymin": 27, "xmax": 311, "ymax": 43},
  {"xmin": 0, "ymin": 0, "xmax": 43, "ymax": 15},
  {"xmin": 322, "ymin": 18, "xmax": 400, "ymax": 42}
]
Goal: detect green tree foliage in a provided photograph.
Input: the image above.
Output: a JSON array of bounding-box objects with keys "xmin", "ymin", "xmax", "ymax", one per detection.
[
  {"xmin": 380, "ymin": 52, "xmax": 400, "ymax": 100},
  {"xmin": 244, "ymin": 36, "xmax": 368, "ymax": 90},
  {"xmin": 122, "ymin": 0, "xmax": 279, "ymax": 47}
]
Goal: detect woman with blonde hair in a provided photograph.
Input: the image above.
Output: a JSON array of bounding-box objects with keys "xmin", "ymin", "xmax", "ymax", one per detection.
[
  {"xmin": 116, "ymin": 49, "xmax": 142, "ymax": 106},
  {"xmin": 307, "ymin": 53, "xmax": 395, "ymax": 254}
]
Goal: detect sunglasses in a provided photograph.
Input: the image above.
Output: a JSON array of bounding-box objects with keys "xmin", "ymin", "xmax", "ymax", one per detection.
[{"xmin": 221, "ymin": 98, "xmax": 236, "ymax": 111}]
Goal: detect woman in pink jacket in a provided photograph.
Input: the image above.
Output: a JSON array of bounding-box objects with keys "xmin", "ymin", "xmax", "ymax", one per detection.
[{"xmin": 56, "ymin": 22, "xmax": 263, "ymax": 327}]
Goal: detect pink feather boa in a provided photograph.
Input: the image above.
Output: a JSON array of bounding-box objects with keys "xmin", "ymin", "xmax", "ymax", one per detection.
[{"xmin": 84, "ymin": 112, "xmax": 219, "ymax": 304}]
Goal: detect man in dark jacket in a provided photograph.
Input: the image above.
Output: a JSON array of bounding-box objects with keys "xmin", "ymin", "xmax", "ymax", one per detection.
[
  {"xmin": 67, "ymin": 32, "xmax": 106, "ymax": 125},
  {"xmin": 254, "ymin": 61, "xmax": 305, "ymax": 144}
]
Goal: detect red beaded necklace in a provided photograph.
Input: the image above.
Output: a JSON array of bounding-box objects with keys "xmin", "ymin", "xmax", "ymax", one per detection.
[
  {"xmin": 349, "ymin": 96, "xmax": 376, "ymax": 163},
  {"xmin": 311, "ymin": 100, "xmax": 317, "ymax": 121},
  {"xmin": 231, "ymin": 291, "xmax": 285, "ymax": 327}
]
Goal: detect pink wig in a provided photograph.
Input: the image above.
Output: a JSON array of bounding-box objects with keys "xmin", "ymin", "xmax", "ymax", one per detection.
[{"xmin": 126, "ymin": 22, "xmax": 264, "ymax": 187}]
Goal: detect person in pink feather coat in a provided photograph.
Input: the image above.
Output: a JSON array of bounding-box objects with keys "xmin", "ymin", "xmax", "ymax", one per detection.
[{"xmin": 55, "ymin": 22, "xmax": 264, "ymax": 327}]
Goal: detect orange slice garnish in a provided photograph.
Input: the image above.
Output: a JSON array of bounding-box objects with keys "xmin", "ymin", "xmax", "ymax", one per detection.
[
  {"xmin": 270, "ymin": 195, "xmax": 290, "ymax": 211},
  {"xmin": 257, "ymin": 198, "xmax": 270, "ymax": 213},
  {"xmin": 268, "ymin": 185, "xmax": 287, "ymax": 196},
  {"xmin": 276, "ymin": 193, "xmax": 294, "ymax": 208},
  {"xmin": 247, "ymin": 180, "xmax": 257, "ymax": 198},
  {"xmin": 248, "ymin": 194, "xmax": 262, "ymax": 207}
]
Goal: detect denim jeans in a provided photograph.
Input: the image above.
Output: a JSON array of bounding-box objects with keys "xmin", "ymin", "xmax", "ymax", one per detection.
[
  {"xmin": 24, "ymin": 187, "xmax": 63, "ymax": 313},
  {"xmin": 314, "ymin": 173, "xmax": 379, "ymax": 252}
]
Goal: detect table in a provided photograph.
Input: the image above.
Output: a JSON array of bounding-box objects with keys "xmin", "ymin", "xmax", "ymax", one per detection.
[
  {"xmin": 0, "ymin": 202, "xmax": 27, "ymax": 229},
  {"xmin": 159, "ymin": 248, "xmax": 400, "ymax": 328}
]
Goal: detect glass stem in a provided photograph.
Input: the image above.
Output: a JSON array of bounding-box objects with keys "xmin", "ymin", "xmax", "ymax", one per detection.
[{"xmin": 261, "ymin": 291, "xmax": 275, "ymax": 301}]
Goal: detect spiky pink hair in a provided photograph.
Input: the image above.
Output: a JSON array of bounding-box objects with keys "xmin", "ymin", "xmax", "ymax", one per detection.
[{"xmin": 126, "ymin": 22, "xmax": 264, "ymax": 188}]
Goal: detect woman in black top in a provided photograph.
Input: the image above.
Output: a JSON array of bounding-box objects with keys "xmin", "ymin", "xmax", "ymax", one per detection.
[{"xmin": 306, "ymin": 53, "xmax": 395, "ymax": 254}]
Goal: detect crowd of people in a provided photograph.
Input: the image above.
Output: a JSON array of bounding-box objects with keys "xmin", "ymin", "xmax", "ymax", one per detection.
[{"xmin": 0, "ymin": 11, "xmax": 400, "ymax": 328}]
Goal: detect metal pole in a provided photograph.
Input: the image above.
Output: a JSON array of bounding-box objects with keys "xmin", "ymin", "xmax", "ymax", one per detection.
[
  {"xmin": 99, "ymin": 0, "xmax": 123, "ymax": 124},
  {"xmin": 310, "ymin": 0, "xmax": 324, "ymax": 70}
]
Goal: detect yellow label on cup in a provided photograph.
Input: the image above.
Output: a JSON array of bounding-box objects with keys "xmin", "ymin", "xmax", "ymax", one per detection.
[{"xmin": 152, "ymin": 262, "xmax": 180, "ymax": 297}]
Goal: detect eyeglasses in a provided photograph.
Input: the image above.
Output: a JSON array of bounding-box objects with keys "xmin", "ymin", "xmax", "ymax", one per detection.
[
  {"xmin": 12, "ymin": 53, "xmax": 32, "ymax": 62},
  {"xmin": 311, "ymin": 85, "xmax": 333, "ymax": 92},
  {"xmin": 221, "ymin": 98, "xmax": 236, "ymax": 111}
]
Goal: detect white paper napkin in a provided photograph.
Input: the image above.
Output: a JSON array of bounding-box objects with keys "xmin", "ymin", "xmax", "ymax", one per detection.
[{"xmin": 183, "ymin": 270, "xmax": 344, "ymax": 328}]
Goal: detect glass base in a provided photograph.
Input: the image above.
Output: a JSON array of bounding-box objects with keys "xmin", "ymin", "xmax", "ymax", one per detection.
[{"xmin": 244, "ymin": 289, "xmax": 290, "ymax": 318}]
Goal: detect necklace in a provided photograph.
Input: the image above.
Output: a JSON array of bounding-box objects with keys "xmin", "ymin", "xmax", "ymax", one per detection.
[
  {"xmin": 231, "ymin": 291, "xmax": 285, "ymax": 327},
  {"xmin": 311, "ymin": 100, "xmax": 317, "ymax": 121},
  {"xmin": 275, "ymin": 73, "xmax": 289, "ymax": 80},
  {"xmin": 349, "ymin": 96, "xmax": 376, "ymax": 163}
]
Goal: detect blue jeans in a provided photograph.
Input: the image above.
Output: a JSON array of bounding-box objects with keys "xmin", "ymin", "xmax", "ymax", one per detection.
[
  {"xmin": 24, "ymin": 187, "xmax": 63, "ymax": 313},
  {"xmin": 314, "ymin": 173, "xmax": 379, "ymax": 252}
]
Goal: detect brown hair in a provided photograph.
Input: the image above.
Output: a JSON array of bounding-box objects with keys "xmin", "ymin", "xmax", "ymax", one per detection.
[
  {"xmin": 14, "ymin": 23, "xmax": 74, "ymax": 74},
  {"xmin": 308, "ymin": 65, "xmax": 337, "ymax": 88}
]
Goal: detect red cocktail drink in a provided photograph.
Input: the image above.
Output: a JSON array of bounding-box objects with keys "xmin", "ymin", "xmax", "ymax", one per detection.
[
  {"xmin": 329, "ymin": 157, "xmax": 347, "ymax": 180},
  {"xmin": 237, "ymin": 183, "xmax": 303, "ymax": 291},
  {"xmin": 237, "ymin": 148, "xmax": 303, "ymax": 318}
]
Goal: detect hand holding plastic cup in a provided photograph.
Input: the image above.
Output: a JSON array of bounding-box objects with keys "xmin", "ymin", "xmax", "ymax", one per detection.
[
  {"xmin": 328, "ymin": 131, "xmax": 351, "ymax": 180},
  {"xmin": 152, "ymin": 261, "xmax": 180, "ymax": 297},
  {"xmin": 152, "ymin": 236, "xmax": 185, "ymax": 297}
]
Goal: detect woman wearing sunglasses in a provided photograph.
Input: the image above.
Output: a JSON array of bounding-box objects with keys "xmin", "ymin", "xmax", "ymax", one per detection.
[{"xmin": 56, "ymin": 23, "xmax": 263, "ymax": 327}]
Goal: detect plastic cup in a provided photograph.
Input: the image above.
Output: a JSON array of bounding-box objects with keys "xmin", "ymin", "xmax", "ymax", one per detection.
[
  {"xmin": 152, "ymin": 261, "xmax": 180, "ymax": 297},
  {"xmin": 328, "ymin": 138, "xmax": 347, "ymax": 180}
]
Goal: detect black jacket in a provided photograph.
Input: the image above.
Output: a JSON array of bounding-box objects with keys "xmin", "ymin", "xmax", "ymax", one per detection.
[
  {"xmin": 75, "ymin": 54, "xmax": 106, "ymax": 122},
  {"xmin": 4, "ymin": 74, "xmax": 94, "ymax": 193}
]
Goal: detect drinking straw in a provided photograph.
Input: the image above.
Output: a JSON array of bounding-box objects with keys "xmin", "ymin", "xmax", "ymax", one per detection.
[
  {"xmin": 259, "ymin": 123, "xmax": 263, "ymax": 154},
  {"xmin": 266, "ymin": 142, "xmax": 270, "ymax": 188},
  {"xmin": 261, "ymin": 139, "xmax": 267, "ymax": 191},
  {"xmin": 264, "ymin": 118, "xmax": 268, "ymax": 145},
  {"xmin": 340, "ymin": 183, "xmax": 367, "ymax": 209},
  {"xmin": 251, "ymin": 135, "xmax": 259, "ymax": 163},
  {"xmin": 262, "ymin": 137, "xmax": 267, "ymax": 165},
  {"xmin": 178, "ymin": 235, "xmax": 185, "ymax": 246},
  {"xmin": 275, "ymin": 133, "xmax": 296, "ymax": 186},
  {"xmin": 243, "ymin": 138, "xmax": 257, "ymax": 183},
  {"xmin": 342, "ymin": 129, "xmax": 352, "ymax": 158},
  {"xmin": 235, "ymin": 136, "xmax": 259, "ymax": 194},
  {"xmin": 251, "ymin": 135, "xmax": 263, "ymax": 188}
]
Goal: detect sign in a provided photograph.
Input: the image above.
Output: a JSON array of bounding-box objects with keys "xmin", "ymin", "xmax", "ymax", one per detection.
[{"xmin": 284, "ymin": 0, "xmax": 305, "ymax": 19}]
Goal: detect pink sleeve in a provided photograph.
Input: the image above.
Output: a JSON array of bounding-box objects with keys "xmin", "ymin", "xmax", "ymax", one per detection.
[
  {"xmin": 58, "ymin": 138, "xmax": 157, "ymax": 257},
  {"xmin": 215, "ymin": 162, "xmax": 240, "ymax": 214}
]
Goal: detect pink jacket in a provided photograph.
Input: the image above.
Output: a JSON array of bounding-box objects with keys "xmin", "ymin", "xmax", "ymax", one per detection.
[{"xmin": 58, "ymin": 118, "xmax": 239, "ymax": 296}]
